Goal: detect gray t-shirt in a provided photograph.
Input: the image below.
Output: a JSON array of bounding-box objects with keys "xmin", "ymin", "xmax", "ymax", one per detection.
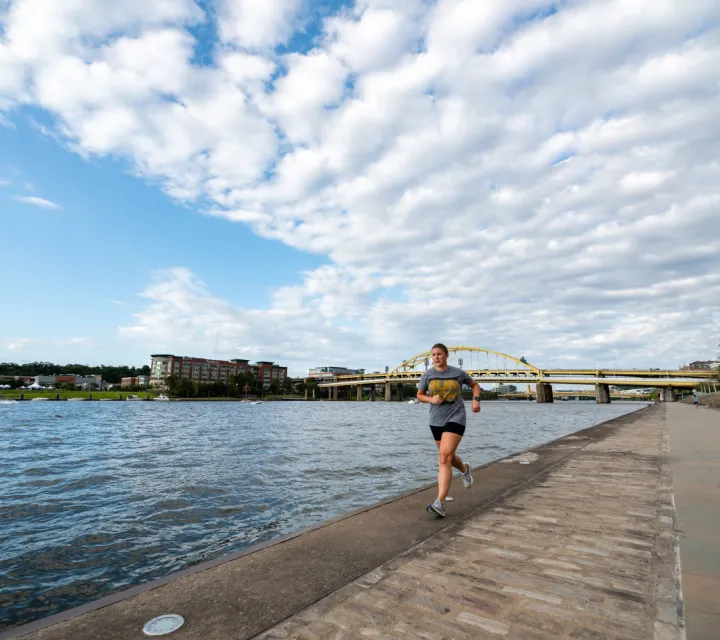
[{"xmin": 418, "ymin": 365, "xmax": 475, "ymax": 427}]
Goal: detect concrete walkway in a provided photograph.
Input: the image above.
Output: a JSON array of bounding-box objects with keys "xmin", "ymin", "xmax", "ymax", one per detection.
[
  {"xmin": 257, "ymin": 406, "xmax": 684, "ymax": 640},
  {"xmin": 666, "ymin": 403, "xmax": 720, "ymax": 640}
]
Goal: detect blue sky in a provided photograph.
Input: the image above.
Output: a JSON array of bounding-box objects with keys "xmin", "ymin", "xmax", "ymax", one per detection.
[
  {"xmin": 0, "ymin": 119, "xmax": 326, "ymax": 365},
  {"xmin": 1, "ymin": 0, "xmax": 719, "ymax": 374}
]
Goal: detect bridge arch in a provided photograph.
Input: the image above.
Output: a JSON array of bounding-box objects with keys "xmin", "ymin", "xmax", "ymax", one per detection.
[{"xmin": 390, "ymin": 346, "xmax": 540, "ymax": 374}]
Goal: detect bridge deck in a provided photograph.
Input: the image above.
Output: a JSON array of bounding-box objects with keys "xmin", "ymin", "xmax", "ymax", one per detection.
[{"xmin": 320, "ymin": 375, "xmax": 704, "ymax": 388}]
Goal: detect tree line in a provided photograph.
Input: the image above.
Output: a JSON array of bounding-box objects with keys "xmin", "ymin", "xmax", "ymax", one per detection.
[
  {"xmin": 164, "ymin": 371, "xmax": 296, "ymax": 398},
  {"xmin": 0, "ymin": 361, "xmax": 151, "ymax": 383}
]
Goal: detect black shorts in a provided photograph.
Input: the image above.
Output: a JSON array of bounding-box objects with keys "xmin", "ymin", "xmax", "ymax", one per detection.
[{"xmin": 430, "ymin": 422, "xmax": 466, "ymax": 441}]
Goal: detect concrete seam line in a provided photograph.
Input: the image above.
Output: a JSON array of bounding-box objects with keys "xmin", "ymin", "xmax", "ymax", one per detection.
[{"xmin": 662, "ymin": 406, "xmax": 687, "ymax": 640}]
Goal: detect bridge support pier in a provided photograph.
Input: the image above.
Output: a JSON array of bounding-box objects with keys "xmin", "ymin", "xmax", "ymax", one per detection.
[
  {"xmin": 595, "ymin": 384, "xmax": 611, "ymax": 404},
  {"xmin": 385, "ymin": 382, "xmax": 392, "ymax": 402},
  {"xmin": 536, "ymin": 383, "xmax": 554, "ymax": 403},
  {"xmin": 659, "ymin": 388, "xmax": 676, "ymax": 402},
  {"xmin": 370, "ymin": 386, "xmax": 376, "ymax": 401},
  {"xmin": 333, "ymin": 386, "xmax": 338, "ymax": 401},
  {"xmin": 356, "ymin": 385, "xmax": 362, "ymax": 401}
]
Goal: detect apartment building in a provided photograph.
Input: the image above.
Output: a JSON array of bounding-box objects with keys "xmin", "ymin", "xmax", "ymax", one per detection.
[{"xmin": 150, "ymin": 354, "xmax": 287, "ymax": 389}]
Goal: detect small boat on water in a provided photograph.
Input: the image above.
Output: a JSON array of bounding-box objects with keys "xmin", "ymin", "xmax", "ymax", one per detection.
[
  {"xmin": 126, "ymin": 395, "xmax": 143, "ymax": 401},
  {"xmin": 0, "ymin": 399, "xmax": 18, "ymax": 405},
  {"xmin": 408, "ymin": 399, "xmax": 419, "ymax": 404},
  {"xmin": 68, "ymin": 397, "xmax": 85, "ymax": 401},
  {"xmin": 31, "ymin": 397, "xmax": 50, "ymax": 401},
  {"xmin": 154, "ymin": 394, "xmax": 170, "ymax": 401}
]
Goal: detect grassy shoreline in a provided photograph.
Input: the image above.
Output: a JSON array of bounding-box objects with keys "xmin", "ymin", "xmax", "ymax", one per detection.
[
  {"xmin": 0, "ymin": 390, "xmax": 309, "ymax": 402},
  {"xmin": 0, "ymin": 390, "xmax": 159, "ymax": 401}
]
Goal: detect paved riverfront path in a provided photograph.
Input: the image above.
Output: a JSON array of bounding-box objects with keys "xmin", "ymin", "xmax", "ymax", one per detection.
[
  {"xmin": 6, "ymin": 406, "xmax": 710, "ymax": 640},
  {"xmin": 258, "ymin": 407, "xmax": 684, "ymax": 640},
  {"xmin": 666, "ymin": 403, "xmax": 720, "ymax": 640}
]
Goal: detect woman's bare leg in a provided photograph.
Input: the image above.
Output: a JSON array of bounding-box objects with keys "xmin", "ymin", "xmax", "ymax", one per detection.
[{"xmin": 437, "ymin": 432, "xmax": 463, "ymax": 502}]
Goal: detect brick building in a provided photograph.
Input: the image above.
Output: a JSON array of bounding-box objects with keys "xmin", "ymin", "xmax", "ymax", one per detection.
[
  {"xmin": 150, "ymin": 354, "xmax": 287, "ymax": 390},
  {"xmin": 121, "ymin": 376, "xmax": 150, "ymax": 387}
]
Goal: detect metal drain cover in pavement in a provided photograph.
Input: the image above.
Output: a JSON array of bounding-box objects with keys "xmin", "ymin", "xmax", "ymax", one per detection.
[{"xmin": 143, "ymin": 614, "xmax": 185, "ymax": 636}]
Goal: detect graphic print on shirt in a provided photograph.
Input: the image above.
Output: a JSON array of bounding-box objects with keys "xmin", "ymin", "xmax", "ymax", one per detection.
[{"xmin": 428, "ymin": 378, "xmax": 460, "ymax": 403}]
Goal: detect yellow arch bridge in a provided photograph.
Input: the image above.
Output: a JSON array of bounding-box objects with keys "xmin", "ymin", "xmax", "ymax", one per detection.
[{"xmin": 316, "ymin": 346, "xmax": 716, "ymax": 404}]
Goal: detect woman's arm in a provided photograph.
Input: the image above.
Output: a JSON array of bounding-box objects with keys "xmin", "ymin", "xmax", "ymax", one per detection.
[
  {"xmin": 470, "ymin": 381, "xmax": 481, "ymax": 413},
  {"xmin": 417, "ymin": 389, "xmax": 443, "ymax": 404}
]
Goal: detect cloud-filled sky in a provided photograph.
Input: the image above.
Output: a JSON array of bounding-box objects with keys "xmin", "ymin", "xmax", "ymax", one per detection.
[{"xmin": 1, "ymin": 0, "xmax": 719, "ymax": 375}]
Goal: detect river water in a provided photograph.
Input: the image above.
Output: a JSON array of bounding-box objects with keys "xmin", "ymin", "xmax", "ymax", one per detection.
[{"xmin": 0, "ymin": 400, "xmax": 641, "ymax": 629}]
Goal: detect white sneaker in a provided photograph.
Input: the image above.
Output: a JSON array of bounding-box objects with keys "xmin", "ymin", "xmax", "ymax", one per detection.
[
  {"xmin": 462, "ymin": 463, "xmax": 473, "ymax": 489},
  {"xmin": 426, "ymin": 499, "xmax": 446, "ymax": 517}
]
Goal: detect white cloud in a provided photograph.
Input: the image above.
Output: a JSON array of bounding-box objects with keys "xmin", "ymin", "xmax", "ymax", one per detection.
[
  {"xmin": 218, "ymin": 0, "xmax": 300, "ymax": 49},
  {"xmin": 327, "ymin": 5, "xmax": 421, "ymax": 73},
  {"xmin": 6, "ymin": 338, "xmax": 39, "ymax": 351},
  {"xmin": 264, "ymin": 50, "xmax": 348, "ymax": 143},
  {"xmin": 2, "ymin": 0, "xmax": 720, "ymax": 369},
  {"xmin": 14, "ymin": 195, "xmax": 61, "ymax": 209},
  {"xmin": 619, "ymin": 171, "xmax": 673, "ymax": 193}
]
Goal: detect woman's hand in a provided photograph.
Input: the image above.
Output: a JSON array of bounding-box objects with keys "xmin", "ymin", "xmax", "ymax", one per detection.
[
  {"xmin": 429, "ymin": 395, "xmax": 444, "ymax": 405},
  {"xmin": 471, "ymin": 399, "xmax": 481, "ymax": 413}
]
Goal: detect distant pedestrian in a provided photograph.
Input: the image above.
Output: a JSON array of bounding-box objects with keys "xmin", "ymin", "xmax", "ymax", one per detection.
[
  {"xmin": 692, "ymin": 391, "xmax": 699, "ymax": 408},
  {"xmin": 417, "ymin": 343, "xmax": 481, "ymax": 517}
]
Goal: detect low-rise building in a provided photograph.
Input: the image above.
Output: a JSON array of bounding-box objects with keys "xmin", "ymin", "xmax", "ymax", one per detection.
[
  {"xmin": 495, "ymin": 384, "xmax": 517, "ymax": 394},
  {"xmin": 31, "ymin": 374, "xmax": 104, "ymax": 389},
  {"xmin": 121, "ymin": 376, "xmax": 149, "ymax": 387},
  {"xmin": 308, "ymin": 366, "xmax": 365, "ymax": 380},
  {"xmin": 0, "ymin": 375, "xmax": 34, "ymax": 385},
  {"xmin": 686, "ymin": 360, "xmax": 720, "ymax": 371},
  {"xmin": 75, "ymin": 375, "xmax": 103, "ymax": 389}
]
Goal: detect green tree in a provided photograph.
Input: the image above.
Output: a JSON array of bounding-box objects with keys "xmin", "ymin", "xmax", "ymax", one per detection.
[
  {"xmin": 165, "ymin": 375, "xmax": 180, "ymax": 396},
  {"xmin": 283, "ymin": 377, "xmax": 294, "ymax": 393},
  {"xmin": 269, "ymin": 379, "xmax": 281, "ymax": 396},
  {"xmin": 0, "ymin": 361, "xmax": 151, "ymax": 382},
  {"xmin": 176, "ymin": 378, "xmax": 197, "ymax": 398},
  {"xmin": 234, "ymin": 371, "xmax": 260, "ymax": 396},
  {"xmin": 304, "ymin": 377, "xmax": 319, "ymax": 398}
]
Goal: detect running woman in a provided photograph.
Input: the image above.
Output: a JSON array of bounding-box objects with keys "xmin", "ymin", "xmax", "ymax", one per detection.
[{"xmin": 417, "ymin": 343, "xmax": 481, "ymax": 517}]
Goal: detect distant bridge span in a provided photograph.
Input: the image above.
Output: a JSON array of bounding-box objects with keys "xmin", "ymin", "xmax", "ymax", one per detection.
[{"xmin": 317, "ymin": 346, "xmax": 716, "ymax": 404}]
